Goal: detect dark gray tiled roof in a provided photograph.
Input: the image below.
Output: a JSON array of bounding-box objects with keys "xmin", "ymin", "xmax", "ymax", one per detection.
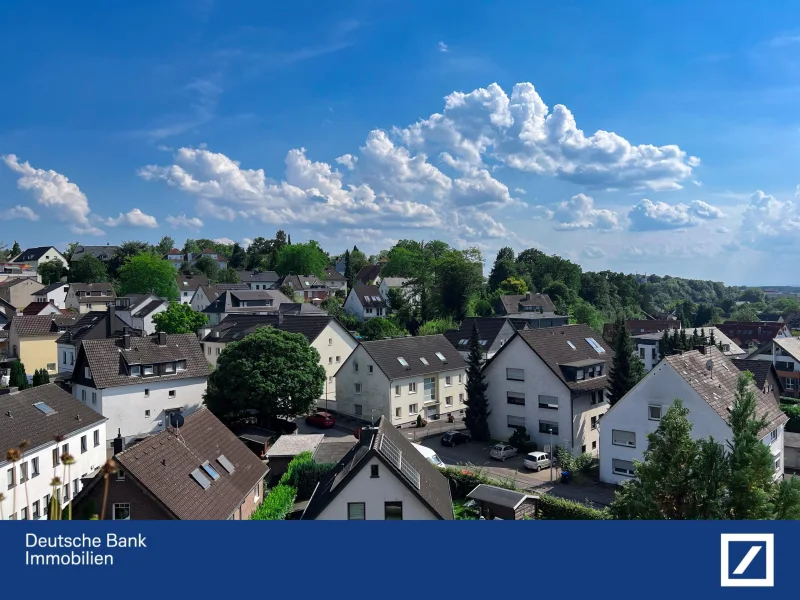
[
  {"xmin": 56, "ymin": 311, "xmax": 139, "ymax": 345},
  {"xmin": 467, "ymin": 484, "xmax": 532, "ymax": 508},
  {"xmin": 322, "ymin": 267, "xmax": 347, "ymax": 281},
  {"xmin": 666, "ymin": 346, "xmax": 788, "ymax": 438},
  {"xmin": 115, "ymin": 408, "xmax": 268, "ymax": 520},
  {"xmin": 13, "ymin": 246, "xmax": 59, "ymax": 263},
  {"xmin": 79, "ymin": 333, "xmax": 210, "ymax": 389},
  {"xmin": 11, "ymin": 314, "xmax": 77, "ymax": 338},
  {"xmin": 731, "ymin": 359, "xmax": 781, "ymax": 395},
  {"xmin": 202, "ymin": 289, "xmax": 292, "ymax": 314},
  {"xmin": 0, "ymin": 384, "xmax": 107, "ymax": 464},
  {"xmin": 278, "ymin": 302, "xmax": 326, "ymax": 315},
  {"xmin": 175, "ymin": 273, "xmax": 210, "ymax": 291},
  {"xmin": 133, "ymin": 299, "xmax": 166, "ymax": 318},
  {"xmin": 355, "ymin": 264, "xmax": 381, "ymax": 284},
  {"xmin": 302, "ymin": 417, "xmax": 453, "ymax": 520},
  {"xmin": 70, "ymin": 283, "xmax": 114, "ymax": 294},
  {"xmin": 71, "ymin": 245, "xmax": 118, "ymax": 261},
  {"xmin": 360, "ymin": 334, "xmax": 466, "ymax": 380},
  {"xmin": 351, "ymin": 284, "xmax": 386, "ymax": 308},
  {"xmin": 443, "ymin": 317, "xmax": 511, "ymax": 351},
  {"xmin": 36, "ymin": 282, "xmax": 68, "ymax": 296},
  {"xmin": 494, "ymin": 293, "xmax": 555, "ymax": 316},
  {"xmin": 312, "ymin": 440, "xmax": 357, "ymax": 464},
  {"xmin": 202, "ymin": 314, "xmax": 340, "ymax": 344},
  {"xmin": 237, "ymin": 270, "xmax": 280, "ymax": 283}
]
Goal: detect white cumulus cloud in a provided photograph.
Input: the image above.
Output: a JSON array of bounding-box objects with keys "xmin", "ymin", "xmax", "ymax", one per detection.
[
  {"xmin": 105, "ymin": 208, "xmax": 158, "ymax": 228},
  {"xmin": 212, "ymin": 237, "xmax": 236, "ymax": 245},
  {"xmin": 1, "ymin": 205, "xmax": 39, "ymax": 221},
  {"xmin": 740, "ymin": 190, "xmax": 800, "ymax": 249},
  {"xmin": 551, "ymin": 194, "xmax": 620, "ymax": 231},
  {"xmin": 165, "ymin": 214, "xmax": 204, "ymax": 230},
  {"xmin": 628, "ymin": 199, "xmax": 725, "ymax": 231}
]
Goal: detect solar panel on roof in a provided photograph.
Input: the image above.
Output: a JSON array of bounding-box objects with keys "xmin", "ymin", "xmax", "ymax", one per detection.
[
  {"xmin": 217, "ymin": 455, "xmax": 235, "ymax": 474},
  {"xmin": 190, "ymin": 468, "xmax": 211, "ymax": 489}
]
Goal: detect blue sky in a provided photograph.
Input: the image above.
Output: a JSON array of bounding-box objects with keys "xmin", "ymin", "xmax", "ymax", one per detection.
[{"xmin": 2, "ymin": 1, "xmax": 800, "ymax": 285}]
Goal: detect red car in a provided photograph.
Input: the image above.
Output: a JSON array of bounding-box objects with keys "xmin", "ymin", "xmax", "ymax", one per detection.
[{"xmin": 305, "ymin": 411, "xmax": 335, "ymax": 428}]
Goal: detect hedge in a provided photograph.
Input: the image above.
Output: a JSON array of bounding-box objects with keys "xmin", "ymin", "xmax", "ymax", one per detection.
[
  {"xmin": 250, "ymin": 485, "xmax": 297, "ymax": 520},
  {"xmin": 439, "ymin": 465, "xmax": 609, "ymax": 520},
  {"xmin": 277, "ymin": 451, "xmax": 335, "ymax": 500},
  {"xmin": 781, "ymin": 404, "xmax": 800, "ymax": 433}
]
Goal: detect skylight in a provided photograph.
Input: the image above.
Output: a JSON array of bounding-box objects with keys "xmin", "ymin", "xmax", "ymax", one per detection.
[
  {"xmin": 435, "ymin": 352, "xmax": 446, "ymax": 362},
  {"xmin": 217, "ymin": 455, "xmax": 235, "ymax": 474},
  {"xmin": 397, "ymin": 357, "xmax": 409, "ymax": 367},
  {"xmin": 201, "ymin": 461, "xmax": 220, "ymax": 481},
  {"xmin": 458, "ymin": 339, "xmax": 468, "ymax": 345},
  {"xmin": 32, "ymin": 402, "xmax": 55, "ymax": 415},
  {"xmin": 420, "ymin": 357, "xmax": 429, "ymax": 365},
  {"xmin": 567, "ymin": 341, "xmax": 576, "ymax": 350},
  {"xmin": 585, "ymin": 338, "xmax": 606, "ymax": 354},
  {"xmin": 190, "ymin": 468, "xmax": 211, "ymax": 490}
]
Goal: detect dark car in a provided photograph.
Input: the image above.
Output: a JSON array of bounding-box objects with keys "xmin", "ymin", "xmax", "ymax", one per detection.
[
  {"xmin": 441, "ymin": 431, "xmax": 471, "ymax": 447},
  {"xmin": 305, "ymin": 411, "xmax": 336, "ymax": 428}
]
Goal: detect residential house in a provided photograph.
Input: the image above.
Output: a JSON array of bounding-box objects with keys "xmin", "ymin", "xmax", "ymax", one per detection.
[
  {"xmin": 731, "ymin": 359, "xmax": 783, "ymax": 403},
  {"xmin": 165, "ymin": 248, "xmax": 228, "ymax": 271},
  {"xmin": 492, "ymin": 292, "xmax": 569, "ymax": 329},
  {"xmin": 745, "ymin": 337, "xmax": 800, "ymax": 398},
  {"xmin": 335, "ymin": 335, "xmax": 467, "ymax": 425},
  {"xmin": 632, "ymin": 327, "xmax": 745, "ymax": 372},
  {"xmin": 0, "ymin": 296, "xmax": 16, "ymax": 329},
  {"xmin": 65, "ymin": 283, "xmax": 116, "ymax": 314},
  {"xmin": 322, "ymin": 267, "xmax": 348, "ymax": 296},
  {"xmin": 378, "ymin": 277, "xmax": 417, "ymax": 307},
  {"xmin": 344, "ymin": 284, "xmax": 387, "ymax": 322},
  {"xmin": 0, "ymin": 278, "xmax": 45, "ymax": 310},
  {"xmin": 11, "ymin": 246, "xmax": 68, "ymax": 270},
  {"xmin": 599, "ymin": 345, "xmax": 787, "ymax": 485},
  {"xmin": 72, "ymin": 408, "xmax": 267, "ymax": 520},
  {"xmin": 114, "ymin": 294, "xmax": 169, "ymax": 335},
  {"xmin": 443, "ymin": 317, "xmax": 522, "ymax": 360},
  {"xmin": 281, "ymin": 275, "xmax": 331, "ymax": 303},
  {"xmin": 277, "ymin": 302, "xmax": 327, "ymax": 316},
  {"xmin": 602, "ymin": 319, "xmax": 682, "ymax": 342},
  {"xmin": 33, "ymin": 282, "xmax": 69, "ymax": 309},
  {"xmin": 202, "ymin": 289, "xmax": 293, "ymax": 326},
  {"xmin": 21, "ymin": 302, "xmax": 64, "ymax": 316},
  {"xmin": 71, "ymin": 332, "xmax": 211, "ymax": 445},
  {"xmin": 786, "ymin": 433, "xmax": 800, "ymax": 473},
  {"xmin": 175, "ymin": 273, "xmax": 210, "ymax": 305},
  {"xmin": 333, "ymin": 256, "xmax": 347, "ymax": 276},
  {"xmin": 302, "ymin": 416, "xmax": 454, "ymax": 520},
  {"xmin": 164, "ymin": 248, "xmax": 184, "ymax": 269},
  {"xmin": 70, "ymin": 245, "xmax": 118, "ymax": 264},
  {"xmin": 760, "ymin": 313, "xmax": 785, "ymax": 323},
  {"xmin": 355, "ymin": 264, "xmax": 382, "ymax": 286},
  {"xmin": 0, "ymin": 262, "xmax": 38, "ymax": 284},
  {"xmin": 8, "ymin": 314, "xmax": 77, "ymax": 377},
  {"xmin": 56, "ymin": 309, "xmax": 141, "ymax": 377},
  {"xmin": 0, "ymin": 384, "xmax": 107, "ymax": 520},
  {"xmin": 189, "ymin": 284, "xmax": 249, "ymax": 313},
  {"xmin": 482, "ymin": 324, "xmax": 612, "ymax": 457},
  {"xmin": 237, "ymin": 270, "xmax": 280, "ymax": 290},
  {"xmin": 199, "ymin": 313, "xmax": 357, "ymax": 407},
  {"xmin": 716, "ymin": 321, "xmax": 792, "ymax": 353}
]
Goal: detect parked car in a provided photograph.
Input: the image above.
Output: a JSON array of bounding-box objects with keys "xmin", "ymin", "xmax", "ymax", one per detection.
[
  {"xmin": 305, "ymin": 411, "xmax": 335, "ymax": 428},
  {"xmin": 413, "ymin": 444, "xmax": 446, "ymax": 468},
  {"xmin": 440, "ymin": 430, "xmax": 471, "ymax": 447},
  {"xmin": 523, "ymin": 451, "xmax": 551, "ymax": 472},
  {"xmin": 489, "ymin": 443, "xmax": 517, "ymax": 461}
]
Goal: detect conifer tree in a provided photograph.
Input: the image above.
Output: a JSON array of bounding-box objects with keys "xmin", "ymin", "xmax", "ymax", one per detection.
[
  {"xmin": 658, "ymin": 329, "xmax": 670, "ymax": 360},
  {"xmin": 679, "ymin": 328, "xmax": 689, "ymax": 350},
  {"xmin": 700, "ymin": 328, "xmax": 707, "ymax": 345},
  {"xmin": 464, "ymin": 322, "xmax": 491, "ymax": 441},
  {"xmin": 710, "ymin": 329, "xmax": 716, "ymax": 346},
  {"xmin": 9, "ymin": 360, "xmax": 28, "ymax": 389},
  {"xmin": 608, "ymin": 317, "xmax": 645, "ymax": 406},
  {"xmin": 670, "ymin": 328, "xmax": 680, "ymax": 353}
]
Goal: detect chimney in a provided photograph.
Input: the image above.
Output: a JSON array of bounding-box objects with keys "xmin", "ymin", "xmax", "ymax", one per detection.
[
  {"xmin": 694, "ymin": 345, "xmax": 707, "ymax": 355},
  {"xmin": 113, "ymin": 429, "xmax": 123, "ymax": 455},
  {"xmin": 157, "ymin": 331, "xmax": 167, "ymax": 346},
  {"xmin": 107, "ymin": 304, "xmax": 116, "ymax": 337},
  {"xmin": 525, "ymin": 292, "xmax": 532, "ymax": 301},
  {"xmin": 123, "ymin": 333, "xmax": 131, "ymax": 350}
]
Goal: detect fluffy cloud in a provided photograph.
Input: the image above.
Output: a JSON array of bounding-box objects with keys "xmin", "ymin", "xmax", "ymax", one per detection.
[
  {"xmin": 336, "ymin": 154, "xmax": 357, "ymax": 170},
  {"xmin": 2, "ymin": 154, "xmax": 104, "ymax": 235},
  {"xmin": 581, "ymin": 245, "xmax": 606, "ymax": 259},
  {"xmin": 213, "ymin": 237, "xmax": 236, "ymax": 245},
  {"xmin": 740, "ymin": 190, "xmax": 800, "ymax": 249},
  {"xmin": 550, "ymin": 194, "xmax": 620, "ymax": 231},
  {"xmin": 627, "ymin": 199, "xmax": 725, "ymax": 231},
  {"xmin": 165, "ymin": 214, "xmax": 204, "ymax": 230},
  {"xmin": 1, "ymin": 205, "xmax": 39, "ymax": 221},
  {"xmin": 105, "ymin": 208, "xmax": 158, "ymax": 228}
]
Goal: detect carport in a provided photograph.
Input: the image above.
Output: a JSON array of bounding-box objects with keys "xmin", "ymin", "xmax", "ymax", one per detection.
[{"xmin": 467, "ymin": 484, "xmax": 539, "ymax": 520}]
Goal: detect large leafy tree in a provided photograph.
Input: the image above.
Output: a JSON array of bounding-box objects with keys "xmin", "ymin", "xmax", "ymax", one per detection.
[
  {"xmin": 193, "ymin": 255, "xmax": 219, "ymax": 281},
  {"xmin": 488, "ymin": 247, "xmax": 516, "ymax": 291},
  {"xmin": 183, "ymin": 239, "xmax": 201, "ymax": 254},
  {"xmin": 38, "ymin": 259, "xmax": 65, "ymax": 285},
  {"xmin": 68, "ymin": 255, "xmax": 108, "ymax": 284},
  {"xmin": 497, "ymin": 276, "xmax": 527, "ymax": 296},
  {"xmin": 436, "ymin": 249, "xmax": 484, "ymax": 320},
  {"xmin": 607, "ymin": 317, "xmax": 645, "ymax": 406},
  {"xmin": 571, "ymin": 298, "xmax": 605, "ymax": 332},
  {"xmin": 152, "ymin": 303, "xmax": 208, "ymax": 334},
  {"xmin": 274, "ymin": 241, "xmax": 327, "ymax": 277},
  {"xmin": 205, "ymin": 327, "xmax": 325, "ymax": 422},
  {"xmin": 109, "ymin": 240, "xmax": 151, "ymax": 278},
  {"xmin": 464, "ymin": 322, "xmax": 491, "ymax": 441},
  {"xmin": 155, "ymin": 236, "xmax": 176, "ymax": 256},
  {"xmin": 359, "ymin": 317, "xmax": 405, "ymax": 341},
  {"xmin": 729, "ymin": 305, "xmax": 760, "ymax": 322},
  {"xmin": 118, "ymin": 253, "xmax": 180, "ymax": 301},
  {"xmin": 217, "ymin": 267, "xmax": 241, "ymax": 284},
  {"xmin": 349, "ymin": 246, "xmax": 368, "ymax": 278}
]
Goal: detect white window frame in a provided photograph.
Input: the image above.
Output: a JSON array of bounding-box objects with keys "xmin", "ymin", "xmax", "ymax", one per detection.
[
  {"xmin": 612, "ymin": 459, "xmax": 635, "ymax": 477},
  {"xmin": 770, "ymin": 429, "xmax": 778, "ymax": 443},
  {"xmin": 612, "ymin": 429, "xmax": 636, "ymax": 448},
  {"xmin": 648, "ymin": 404, "xmax": 662, "ymax": 421},
  {"xmin": 408, "ymin": 382, "xmax": 417, "ymax": 394},
  {"xmin": 112, "ymin": 503, "xmax": 131, "ymax": 520},
  {"xmin": 409, "ymin": 404, "xmax": 418, "ymax": 415},
  {"xmin": 445, "ymin": 376, "xmax": 452, "ymax": 387},
  {"xmin": 506, "ymin": 368, "xmax": 524, "ymax": 381},
  {"xmin": 395, "ymin": 385, "xmax": 401, "ymax": 396},
  {"xmin": 445, "ymin": 396, "xmax": 452, "ymax": 406}
]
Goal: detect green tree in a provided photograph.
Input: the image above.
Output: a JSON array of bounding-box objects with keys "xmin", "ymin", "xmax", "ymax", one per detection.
[
  {"xmin": 109, "ymin": 241, "xmax": 151, "ymax": 278},
  {"xmin": 204, "ymin": 327, "xmax": 325, "ymax": 422},
  {"xmin": 155, "ymin": 236, "xmax": 176, "ymax": 256},
  {"xmin": 729, "ymin": 306, "xmax": 760, "ymax": 322},
  {"xmin": 436, "ymin": 248, "xmax": 484, "ymax": 320},
  {"xmin": 10, "ymin": 241, "xmax": 21, "ymax": 257},
  {"xmin": 38, "ymin": 259, "xmax": 65, "ymax": 285},
  {"xmin": 739, "ymin": 288, "xmax": 766, "ymax": 304},
  {"xmin": 274, "ymin": 241, "xmax": 327, "ymax": 277},
  {"xmin": 217, "ymin": 267, "xmax": 241, "ymax": 284},
  {"xmin": 152, "ymin": 303, "xmax": 208, "ymax": 334},
  {"xmin": 607, "ymin": 317, "xmax": 645, "ymax": 406},
  {"xmin": 416, "ymin": 317, "xmax": 458, "ymax": 336},
  {"xmin": 349, "ymin": 246, "xmax": 368, "ymax": 279},
  {"xmin": 9, "ymin": 360, "xmax": 28, "ymax": 389},
  {"xmin": 193, "ymin": 255, "xmax": 219, "ymax": 282},
  {"xmin": 488, "ymin": 247, "xmax": 516, "ymax": 291},
  {"xmin": 497, "ymin": 276, "xmax": 527, "ymax": 296},
  {"xmin": 343, "ymin": 249, "xmax": 353, "ymax": 286},
  {"xmin": 229, "ymin": 243, "xmax": 246, "ymax": 270},
  {"xmin": 359, "ymin": 317, "xmax": 405, "ymax": 341},
  {"xmin": 32, "ymin": 368, "xmax": 50, "ymax": 387},
  {"xmin": 68, "ymin": 255, "xmax": 108, "ymax": 284},
  {"xmin": 118, "ymin": 253, "xmax": 180, "ymax": 301},
  {"xmin": 464, "ymin": 321, "xmax": 491, "ymax": 441},
  {"xmin": 571, "ymin": 298, "xmax": 605, "ymax": 332},
  {"xmin": 183, "ymin": 239, "xmax": 201, "ymax": 255},
  {"xmin": 470, "ymin": 298, "xmax": 493, "ymax": 317},
  {"xmin": 63, "ymin": 242, "xmax": 80, "ymax": 262},
  {"xmin": 658, "ymin": 329, "xmax": 670, "ymax": 359}
]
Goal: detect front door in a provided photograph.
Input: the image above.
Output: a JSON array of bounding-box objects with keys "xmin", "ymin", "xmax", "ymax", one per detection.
[{"xmin": 426, "ymin": 406, "xmax": 437, "ymax": 419}]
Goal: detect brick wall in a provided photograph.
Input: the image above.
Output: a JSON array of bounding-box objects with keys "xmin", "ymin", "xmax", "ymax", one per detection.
[
  {"xmin": 232, "ymin": 479, "xmax": 263, "ymax": 520},
  {"xmin": 74, "ymin": 474, "xmax": 172, "ymax": 520}
]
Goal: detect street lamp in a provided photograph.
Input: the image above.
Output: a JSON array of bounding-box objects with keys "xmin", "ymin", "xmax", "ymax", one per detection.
[{"xmin": 548, "ymin": 427, "xmax": 554, "ymax": 482}]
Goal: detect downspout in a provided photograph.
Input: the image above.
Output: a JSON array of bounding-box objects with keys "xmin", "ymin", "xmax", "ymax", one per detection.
[{"xmin": 570, "ymin": 391, "xmax": 575, "ymax": 451}]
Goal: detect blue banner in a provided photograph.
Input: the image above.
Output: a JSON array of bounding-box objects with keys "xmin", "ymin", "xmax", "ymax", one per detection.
[{"xmin": 0, "ymin": 521, "xmax": 792, "ymax": 598}]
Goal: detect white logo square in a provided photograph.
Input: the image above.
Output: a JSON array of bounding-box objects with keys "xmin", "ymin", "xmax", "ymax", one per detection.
[{"xmin": 720, "ymin": 533, "xmax": 774, "ymax": 587}]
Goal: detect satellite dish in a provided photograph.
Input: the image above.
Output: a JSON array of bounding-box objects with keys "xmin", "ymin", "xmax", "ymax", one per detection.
[
  {"xmin": 706, "ymin": 359, "xmax": 713, "ymax": 371},
  {"xmin": 169, "ymin": 413, "xmax": 185, "ymax": 429}
]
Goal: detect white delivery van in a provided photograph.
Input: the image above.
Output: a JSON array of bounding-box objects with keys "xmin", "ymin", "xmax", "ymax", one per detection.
[{"xmin": 413, "ymin": 444, "xmax": 446, "ymax": 468}]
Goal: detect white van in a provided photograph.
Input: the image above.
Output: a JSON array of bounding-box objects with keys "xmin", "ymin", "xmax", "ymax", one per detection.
[
  {"xmin": 524, "ymin": 451, "xmax": 551, "ymax": 472},
  {"xmin": 413, "ymin": 444, "xmax": 446, "ymax": 468}
]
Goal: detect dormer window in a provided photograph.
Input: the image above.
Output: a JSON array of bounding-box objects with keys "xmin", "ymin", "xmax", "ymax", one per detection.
[
  {"xmin": 130, "ymin": 365, "xmax": 141, "ymax": 376},
  {"xmin": 576, "ymin": 369, "xmax": 584, "ymax": 380},
  {"xmin": 176, "ymin": 360, "xmax": 187, "ymax": 371},
  {"xmin": 143, "ymin": 364, "xmax": 154, "ymax": 376},
  {"xmin": 163, "ymin": 362, "xmax": 175, "ymax": 374}
]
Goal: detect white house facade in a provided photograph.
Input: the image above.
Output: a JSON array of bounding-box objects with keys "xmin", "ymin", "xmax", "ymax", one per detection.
[
  {"xmin": 344, "ymin": 284, "xmax": 387, "ymax": 323},
  {"xmin": 33, "ymin": 283, "xmax": 69, "ymax": 310}
]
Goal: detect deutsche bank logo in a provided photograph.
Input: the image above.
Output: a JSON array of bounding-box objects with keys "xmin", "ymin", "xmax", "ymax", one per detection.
[{"xmin": 720, "ymin": 534, "xmax": 774, "ymax": 587}]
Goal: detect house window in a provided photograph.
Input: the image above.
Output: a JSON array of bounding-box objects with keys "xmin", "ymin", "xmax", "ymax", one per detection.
[
  {"xmin": 639, "ymin": 348, "xmax": 645, "ymax": 359},
  {"xmin": 592, "ymin": 441, "xmax": 597, "ymax": 450},
  {"xmin": 31, "ymin": 457, "xmax": 39, "ymax": 477},
  {"xmin": 423, "ymin": 378, "xmax": 436, "ymax": 402},
  {"xmin": 328, "ymin": 338, "xmax": 333, "ymax": 346},
  {"xmin": 591, "ymin": 416, "xmax": 597, "ymax": 430},
  {"xmin": 145, "ymin": 410, "xmax": 151, "ymax": 417},
  {"xmin": 19, "ymin": 462, "xmax": 27, "ymax": 483},
  {"xmin": 385, "ymin": 501, "xmax": 403, "ymax": 520},
  {"xmin": 366, "ymin": 308, "xmax": 373, "ymax": 314},
  {"xmin": 113, "ymin": 503, "xmax": 131, "ymax": 520},
  {"xmin": 116, "ymin": 469, "xmax": 126, "ymax": 481},
  {"xmin": 459, "ymin": 393, "xmax": 464, "ymax": 403},
  {"xmin": 648, "ymin": 405, "xmax": 662, "ymax": 421},
  {"xmin": 63, "ymin": 485, "xmax": 70, "ymax": 501},
  {"xmin": 207, "ymin": 347, "xmax": 212, "ymax": 356},
  {"xmin": 786, "ymin": 378, "xmax": 795, "ymax": 391},
  {"xmin": 395, "ymin": 385, "xmax": 401, "ymax": 396},
  {"xmin": 612, "ymin": 430, "xmax": 636, "ymax": 447},
  {"xmin": 539, "ymin": 421, "xmax": 558, "ymax": 435},
  {"xmin": 328, "ymin": 376, "xmax": 333, "ymax": 384},
  {"xmin": 144, "ymin": 389, "xmax": 150, "ymax": 398},
  {"xmin": 445, "ymin": 396, "xmax": 452, "ymax": 406},
  {"xmin": 507, "ymin": 392, "xmax": 525, "ymax": 406},
  {"xmin": 336, "ymin": 356, "xmax": 341, "ymax": 363},
  {"xmin": 169, "ymin": 390, "xmax": 176, "ymax": 398},
  {"xmin": 81, "ymin": 390, "xmax": 86, "ymax": 402},
  {"xmin": 538, "ymin": 395, "xmax": 558, "ymax": 409},
  {"xmin": 651, "ymin": 348, "xmax": 657, "ymax": 360},
  {"xmin": 52, "ymin": 449, "xmax": 58, "ymax": 468},
  {"xmin": 163, "ymin": 362, "xmax": 175, "ymax": 374},
  {"xmin": 347, "ymin": 502, "xmax": 365, "ymax": 520},
  {"xmin": 596, "ymin": 364, "xmax": 603, "ymax": 376},
  {"xmin": 507, "ymin": 415, "xmax": 526, "ymax": 428},
  {"xmin": 458, "ymin": 374, "xmax": 463, "ymax": 384},
  {"xmin": 371, "ymin": 465, "xmax": 379, "ymax": 478},
  {"xmin": 46, "ymin": 363, "xmax": 56, "ymax": 372},
  {"xmin": 32, "ymin": 501, "xmax": 40, "ymax": 519},
  {"xmin": 62, "ymin": 443, "xmax": 68, "ymax": 457},
  {"xmin": 355, "ymin": 383, "xmax": 362, "ymax": 394},
  {"xmin": 576, "ymin": 369, "xmax": 584, "ymax": 380},
  {"xmin": 81, "ymin": 435, "xmax": 87, "ymax": 453},
  {"xmin": 445, "ymin": 376, "xmax": 452, "ymax": 387},
  {"xmin": 770, "ymin": 429, "xmax": 778, "ymax": 443},
  {"xmin": 395, "ymin": 407, "xmax": 401, "ymax": 418},
  {"xmin": 329, "ymin": 357, "xmax": 333, "ymax": 365},
  {"xmin": 20, "ymin": 507, "xmax": 28, "ymax": 520},
  {"xmin": 354, "ymin": 362, "xmax": 359, "ymax": 373},
  {"xmin": 143, "ymin": 365, "xmax": 154, "ymax": 375},
  {"xmin": 506, "ymin": 368, "xmax": 524, "ymax": 381},
  {"xmin": 91, "ymin": 392, "xmax": 97, "ymax": 405},
  {"xmin": 94, "ymin": 431, "xmax": 100, "ymax": 447},
  {"xmin": 368, "ymin": 365, "xmax": 373, "ymax": 374},
  {"xmin": 612, "ymin": 459, "xmax": 635, "ymax": 477},
  {"xmin": 354, "ymin": 404, "xmax": 362, "ymax": 416},
  {"xmin": 408, "ymin": 382, "xmax": 417, "ymax": 394},
  {"xmin": 176, "ymin": 360, "xmax": 186, "ymax": 371},
  {"xmin": 409, "ymin": 404, "xmax": 418, "ymax": 415},
  {"xmin": 775, "ymin": 454, "xmax": 782, "ymax": 471},
  {"xmin": 73, "ymin": 479, "xmax": 79, "ymax": 497},
  {"xmin": 85, "ymin": 367, "xmax": 92, "ymax": 379}
]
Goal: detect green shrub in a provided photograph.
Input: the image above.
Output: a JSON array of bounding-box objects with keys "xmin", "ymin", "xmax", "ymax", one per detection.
[
  {"xmin": 574, "ymin": 453, "xmax": 595, "ymax": 474},
  {"xmin": 508, "ymin": 427, "xmax": 531, "ymax": 450},
  {"xmin": 289, "ymin": 461, "xmax": 335, "ymax": 500},
  {"xmin": 250, "ymin": 485, "xmax": 297, "ymax": 520},
  {"xmin": 781, "ymin": 404, "xmax": 800, "ymax": 433},
  {"xmin": 279, "ymin": 451, "xmax": 314, "ymax": 487},
  {"xmin": 536, "ymin": 494, "xmax": 610, "ymax": 520}
]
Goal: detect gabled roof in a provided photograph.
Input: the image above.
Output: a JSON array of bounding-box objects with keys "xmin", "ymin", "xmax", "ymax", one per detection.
[
  {"xmin": 133, "ymin": 299, "xmax": 167, "ymax": 318},
  {"xmin": 467, "ymin": 484, "xmax": 536, "ymax": 509},
  {"xmin": 202, "ymin": 289, "xmax": 293, "ymax": 314},
  {"xmin": 71, "ymin": 245, "xmax": 118, "ymax": 261},
  {"xmin": 11, "ymin": 314, "xmax": 77, "ymax": 337},
  {"xmin": 664, "ymin": 346, "xmax": 787, "ymax": 438},
  {"xmin": 70, "ymin": 282, "xmax": 114, "ymax": 294},
  {"xmin": 0, "ymin": 384, "xmax": 107, "ymax": 464},
  {"xmin": 12, "ymin": 246, "xmax": 62, "ymax": 263},
  {"xmin": 175, "ymin": 273, "xmax": 210, "ymax": 291},
  {"xmin": 0, "ymin": 277, "xmax": 40, "ymax": 289},
  {"xmin": 494, "ymin": 293, "xmax": 555, "ymax": 316},
  {"xmin": 443, "ymin": 317, "xmax": 514, "ymax": 352},
  {"xmin": 78, "ymin": 333, "xmax": 210, "ymax": 389},
  {"xmin": 716, "ymin": 321, "xmax": 789, "ymax": 348},
  {"xmin": 322, "ymin": 267, "xmax": 347, "ymax": 282},
  {"xmin": 114, "ymin": 408, "xmax": 268, "ymax": 520},
  {"xmin": 237, "ymin": 270, "xmax": 280, "ymax": 283},
  {"xmin": 350, "ymin": 284, "xmax": 386, "ymax": 308},
  {"xmin": 771, "ymin": 337, "xmax": 800, "ymax": 363},
  {"xmin": 730, "ymin": 359, "xmax": 783, "ymax": 396},
  {"xmin": 302, "ymin": 416, "xmax": 453, "ymax": 520},
  {"xmin": 21, "ymin": 302, "xmax": 65, "ymax": 316},
  {"xmin": 36, "ymin": 282, "xmax": 69, "ymax": 296},
  {"xmin": 56, "ymin": 311, "xmax": 140, "ymax": 345},
  {"xmin": 358, "ymin": 334, "xmax": 466, "ymax": 380},
  {"xmin": 380, "ymin": 277, "xmax": 409, "ymax": 288},
  {"xmin": 277, "ymin": 302, "xmax": 327, "ymax": 315},
  {"xmin": 355, "ymin": 264, "xmax": 381, "ymax": 284},
  {"xmin": 0, "ymin": 296, "xmax": 17, "ymax": 316},
  {"xmin": 488, "ymin": 324, "xmax": 612, "ymax": 392},
  {"xmin": 202, "ymin": 314, "xmax": 346, "ymax": 345},
  {"xmin": 282, "ymin": 275, "xmax": 328, "ymax": 290}
]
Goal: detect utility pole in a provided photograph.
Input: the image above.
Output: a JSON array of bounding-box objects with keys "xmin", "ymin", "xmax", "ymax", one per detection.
[{"xmin": 549, "ymin": 427, "xmax": 554, "ymax": 483}]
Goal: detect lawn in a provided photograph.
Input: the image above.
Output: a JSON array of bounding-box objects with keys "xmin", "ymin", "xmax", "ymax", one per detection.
[{"xmin": 453, "ymin": 499, "xmax": 479, "ymax": 520}]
